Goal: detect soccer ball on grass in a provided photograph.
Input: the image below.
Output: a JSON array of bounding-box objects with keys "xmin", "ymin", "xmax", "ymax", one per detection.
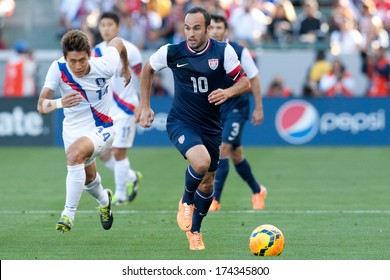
[{"xmin": 249, "ymin": 224, "xmax": 285, "ymax": 256}]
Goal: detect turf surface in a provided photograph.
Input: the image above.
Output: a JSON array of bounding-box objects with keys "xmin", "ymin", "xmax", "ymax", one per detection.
[{"xmin": 0, "ymin": 147, "xmax": 389, "ymax": 260}]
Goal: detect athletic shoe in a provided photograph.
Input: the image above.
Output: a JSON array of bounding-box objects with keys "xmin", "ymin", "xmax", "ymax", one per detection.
[
  {"xmin": 56, "ymin": 215, "xmax": 73, "ymax": 233},
  {"xmin": 252, "ymin": 185, "xmax": 267, "ymax": 210},
  {"xmin": 128, "ymin": 171, "xmax": 143, "ymax": 202},
  {"xmin": 111, "ymin": 195, "xmax": 128, "ymax": 206},
  {"xmin": 177, "ymin": 198, "xmax": 194, "ymax": 232},
  {"xmin": 186, "ymin": 231, "xmax": 205, "ymax": 250},
  {"xmin": 208, "ymin": 198, "xmax": 221, "ymax": 211},
  {"xmin": 98, "ymin": 189, "xmax": 114, "ymax": 230}
]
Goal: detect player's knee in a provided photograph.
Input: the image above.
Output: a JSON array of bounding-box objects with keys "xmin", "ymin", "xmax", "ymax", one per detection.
[
  {"xmin": 66, "ymin": 148, "xmax": 88, "ymax": 165},
  {"xmin": 230, "ymin": 149, "xmax": 243, "ymax": 164},
  {"xmin": 192, "ymin": 159, "xmax": 211, "ymax": 175},
  {"xmin": 112, "ymin": 148, "xmax": 127, "ymax": 160}
]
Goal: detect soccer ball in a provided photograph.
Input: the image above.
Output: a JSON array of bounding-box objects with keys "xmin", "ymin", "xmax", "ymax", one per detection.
[{"xmin": 249, "ymin": 224, "xmax": 285, "ymax": 256}]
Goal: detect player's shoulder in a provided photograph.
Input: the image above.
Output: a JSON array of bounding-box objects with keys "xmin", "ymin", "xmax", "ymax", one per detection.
[
  {"xmin": 210, "ymin": 38, "xmax": 227, "ymax": 48},
  {"xmin": 166, "ymin": 41, "xmax": 185, "ymax": 58},
  {"xmin": 52, "ymin": 57, "xmax": 66, "ymax": 68},
  {"xmin": 167, "ymin": 40, "xmax": 185, "ymax": 51},
  {"xmin": 227, "ymin": 41, "xmax": 244, "ymax": 52},
  {"xmin": 210, "ymin": 39, "xmax": 231, "ymax": 56}
]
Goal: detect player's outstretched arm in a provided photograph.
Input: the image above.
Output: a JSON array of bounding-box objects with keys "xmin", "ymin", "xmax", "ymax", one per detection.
[
  {"xmin": 107, "ymin": 37, "xmax": 131, "ymax": 86},
  {"xmin": 138, "ymin": 59, "xmax": 155, "ymax": 128}
]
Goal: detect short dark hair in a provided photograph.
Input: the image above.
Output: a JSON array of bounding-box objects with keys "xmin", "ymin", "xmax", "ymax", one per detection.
[
  {"xmin": 186, "ymin": 7, "xmax": 211, "ymax": 27},
  {"xmin": 61, "ymin": 29, "xmax": 91, "ymax": 57},
  {"xmin": 210, "ymin": 14, "xmax": 228, "ymax": 29},
  {"xmin": 99, "ymin": 11, "xmax": 120, "ymax": 25}
]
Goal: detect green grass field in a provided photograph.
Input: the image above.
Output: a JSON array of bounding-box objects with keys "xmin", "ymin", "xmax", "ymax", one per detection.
[{"xmin": 0, "ymin": 146, "xmax": 389, "ymax": 260}]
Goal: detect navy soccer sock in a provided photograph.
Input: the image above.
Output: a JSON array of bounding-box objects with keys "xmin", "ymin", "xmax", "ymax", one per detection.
[
  {"xmin": 182, "ymin": 165, "xmax": 204, "ymax": 205},
  {"xmin": 213, "ymin": 158, "xmax": 229, "ymax": 202},
  {"xmin": 234, "ymin": 158, "xmax": 261, "ymax": 193},
  {"xmin": 192, "ymin": 189, "xmax": 213, "ymax": 233}
]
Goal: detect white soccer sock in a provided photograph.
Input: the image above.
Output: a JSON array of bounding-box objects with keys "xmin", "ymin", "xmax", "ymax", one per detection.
[
  {"xmin": 114, "ymin": 158, "xmax": 132, "ymax": 201},
  {"xmin": 62, "ymin": 164, "xmax": 85, "ymax": 221},
  {"xmin": 84, "ymin": 172, "xmax": 108, "ymax": 207},
  {"xmin": 103, "ymin": 156, "xmax": 115, "ymax": 172}
]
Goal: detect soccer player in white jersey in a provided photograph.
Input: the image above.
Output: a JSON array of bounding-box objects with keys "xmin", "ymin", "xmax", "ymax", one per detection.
[
  {"xmin": 93, "ymin": 12, "xmax": 143, "ymax": 206},
  {"xmin": 37, "ymin": 30, "xmax": 131, "ymax": 233}
]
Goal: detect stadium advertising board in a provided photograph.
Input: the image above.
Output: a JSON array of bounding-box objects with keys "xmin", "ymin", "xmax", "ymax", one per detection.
[
  {"xmin": 133, "ymin": 97, "xmax": 389, "ymax": 146},
  {"xmin": 265, "ymin": 98, "xmax": 388, "ymax": 146},
  {"xmin": 0, "ymin": 97, "xmax": 53, "ymax": 146},
  {"xmin": 15, "ymin": 96, "xmax": 387, "ymax": 147}
]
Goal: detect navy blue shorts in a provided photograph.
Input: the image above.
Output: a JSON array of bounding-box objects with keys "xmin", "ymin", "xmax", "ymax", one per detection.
[
  {"xmin": 167, "ymin": 120, "xmax": 222, "ymax": 172},
  {"xmin": 222, "ymin": 110, "xmax": 247, "ymax": 150}
]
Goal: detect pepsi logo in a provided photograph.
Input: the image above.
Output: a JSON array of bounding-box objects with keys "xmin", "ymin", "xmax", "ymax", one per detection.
[{"xmin": 275, "ymin": 100, "xmax": 319, "ymax": 144}]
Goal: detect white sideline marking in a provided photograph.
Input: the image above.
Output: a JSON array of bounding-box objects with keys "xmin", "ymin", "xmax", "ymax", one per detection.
[{"xmin": 0, "ymin": 210, "xmax": 389, "ymax": 215}]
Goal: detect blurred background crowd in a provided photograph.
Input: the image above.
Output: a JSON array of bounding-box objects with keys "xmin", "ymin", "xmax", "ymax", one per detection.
[{"xmin": 1, "ymin": 0, "xmax": 390, "ymax": 98}]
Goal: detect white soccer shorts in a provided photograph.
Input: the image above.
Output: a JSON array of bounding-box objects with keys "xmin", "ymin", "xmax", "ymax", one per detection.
[
  {"xmin": 111, "ymin": 115, "xmax": 136, "ymax": 148},
  {"xmin": 63, "ymin": 125, "xmax": 116, "ymax": 166}
]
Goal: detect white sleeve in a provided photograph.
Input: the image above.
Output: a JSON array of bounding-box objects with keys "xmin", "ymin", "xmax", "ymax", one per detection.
[
  {"xmin": 43, "ymin": 60, "xmax": 61, "ymax": 91},
  {"xmin": 240, "ymin": 48, "xmax": 259, "ymax": 79},
  {"xmin": 150, "ymin": 44, "xmax": 168, "ymax": 72},
  {"xmin": 223, "ymin": 44, "xmax": 240, "ymax": 74}
]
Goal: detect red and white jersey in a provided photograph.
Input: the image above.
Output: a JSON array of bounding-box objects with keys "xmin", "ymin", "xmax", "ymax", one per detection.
[
  {"xmin": 43, "ymin": 46, "xmax": 120, "ymax": 134},
  {"xmin": 319, "ymin": 71, "xmax": 354, "ymax": 97},
  {"xmin": 3, "ymin": 54, "xmax": 37, "ymax": 97},
  {"xmin": 92, "ymin": 40, "xmax": 142, "ymax": 121}
]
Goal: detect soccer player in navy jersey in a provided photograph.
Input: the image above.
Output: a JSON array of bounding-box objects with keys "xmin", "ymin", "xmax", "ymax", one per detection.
[
  {"xmin": 209, "ymin": 15, "xmax": 267, "ymax": 211},
  {"xmin": 137, "ymin": 7, "xmax": 251, "ymax": 250}
]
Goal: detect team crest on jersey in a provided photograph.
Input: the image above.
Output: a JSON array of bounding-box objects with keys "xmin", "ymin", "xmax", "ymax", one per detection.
[
  {"xmin": 208, "ymin": 59, "xmax": 219, "ymax": 70},
  {"xmin": 95, "ymin": 78, "xmax": 106, "ymax": 88},
  {"xmin": 178, "ymin": 135, "xmax": 185, "ymax": 144}
]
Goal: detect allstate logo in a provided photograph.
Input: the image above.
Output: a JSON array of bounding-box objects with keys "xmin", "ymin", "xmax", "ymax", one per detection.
[{"xmin": 275, "ymin": 100, "xmax": 319, "ymax": 144}]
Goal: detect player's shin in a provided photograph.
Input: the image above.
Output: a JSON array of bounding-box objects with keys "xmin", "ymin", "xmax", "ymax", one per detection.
[{"xmin": 191, "ymin": 189, "xmax": 213, "ymax": 232}]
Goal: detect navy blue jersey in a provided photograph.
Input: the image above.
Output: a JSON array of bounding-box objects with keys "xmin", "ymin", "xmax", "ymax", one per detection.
[
  {"xmin": 221, "ymin": 41, "xmax": 251, "ymax": 120},
  {"xmin": 150, "ymin": 39, "xmax": 241, "ymax": 135}
]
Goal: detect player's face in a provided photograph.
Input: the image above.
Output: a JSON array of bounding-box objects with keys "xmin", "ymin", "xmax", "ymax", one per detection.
[
  {"xmin": 99, "ymin": 18, "xmax": 119, "ymax": 42},
  {"xmin": 184, "ymin": 12, "xmax": 210, "ymax": 51},
  {"xmin": 210, "ymin": 20, "xmax": 227, "ymax": 42},
  {"xmin": 65, "ymin": 51, "xmax": 90, "ymax": 78}
]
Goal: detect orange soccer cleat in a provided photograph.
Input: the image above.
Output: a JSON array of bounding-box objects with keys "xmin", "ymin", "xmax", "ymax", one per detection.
[
  {"xmin": 252, "ymin": 185, "xmax": 267, "ymax": 210},
  {"xmin": 208, "ymin": 198, "xmax": 221, "ymax": 211},
  {"xmin": 176, "ymin": 198, "xmax": 194, "ymax": 232},
  {"xmin": 186, "ymin": 231, "xmax": 205, "ymax": 250}
]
